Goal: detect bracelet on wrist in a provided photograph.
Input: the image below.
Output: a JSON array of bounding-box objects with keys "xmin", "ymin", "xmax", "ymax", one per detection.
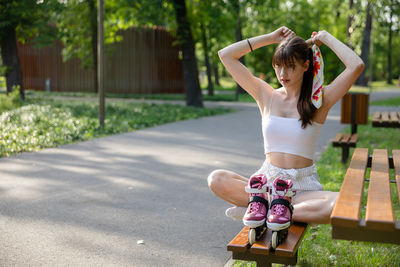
[{"xmin": 246, "ymin": 38, "xmax": 253, "ymax": 52}]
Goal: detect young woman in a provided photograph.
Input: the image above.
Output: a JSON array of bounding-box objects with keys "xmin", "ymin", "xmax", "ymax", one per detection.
[{"xmin": 207, "ymin": 26, "xmax": 364, "ymax": 246}]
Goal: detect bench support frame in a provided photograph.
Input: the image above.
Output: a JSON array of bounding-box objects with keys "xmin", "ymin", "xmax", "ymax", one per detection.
[{"xmin": 232, "ymin": 251, "xmax": 298, "ymax": 267}]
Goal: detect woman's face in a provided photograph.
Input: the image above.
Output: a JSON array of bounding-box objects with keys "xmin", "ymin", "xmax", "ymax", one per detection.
[{"xmin": 274, "ymin": 58, "xmax": 309, "ymax": 89}]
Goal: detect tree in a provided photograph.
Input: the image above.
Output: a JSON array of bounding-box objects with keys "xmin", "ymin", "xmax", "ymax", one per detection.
[
  {"xmin": 230, "ymin": 0, "xmax": 247, "ymax": 100},
  {"xmin": 200, "ymin": 22, "xmax": 214, "ymax": 96},
  {"xmin": 171, "ymin": 0, "xmax": 203, "ymax": 107},
  {"xmin": 356, "ymin": 2, "xmax": 373, "ymax": 86},
  {"xmin": 378, "ymin": 0, "xmax": 400, "ymax": 84},
  {"xmin": 0, "ymin": 0, "xmax": 58, "ymax": 100},
  {"xmin": 346, "ymin": 0, "xmax": 355, "ymax": 47}
]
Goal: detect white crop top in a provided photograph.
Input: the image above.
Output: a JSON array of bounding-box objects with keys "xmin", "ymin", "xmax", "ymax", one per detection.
[{"xmin": 262, "ymin": 94, "xmax": 324, "ymax": 160}]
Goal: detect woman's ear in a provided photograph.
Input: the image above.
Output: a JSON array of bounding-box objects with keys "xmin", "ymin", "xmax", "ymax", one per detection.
[{"xmin": 303, "ymin": 59, "xmax": 310, "ymax": 72}]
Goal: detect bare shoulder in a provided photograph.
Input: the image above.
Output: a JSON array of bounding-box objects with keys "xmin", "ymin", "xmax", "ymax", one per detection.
[{"xmin": 254, "ymin": 80, "xmax": 276, "ymax": 116}]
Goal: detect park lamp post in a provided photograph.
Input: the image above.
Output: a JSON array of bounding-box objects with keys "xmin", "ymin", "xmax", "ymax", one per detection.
[{"xmin": 98, "ymin": 0, "xmax": 105, "ymax": 128}]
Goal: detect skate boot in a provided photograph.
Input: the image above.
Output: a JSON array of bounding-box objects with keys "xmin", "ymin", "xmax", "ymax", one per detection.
[
  {"xmin": 266, "ymin": 177, "xmax": 296, "ymax": 250},
  {"xmin": 243, "ymin": 174, "xmax": 269, "ymax": 245}
]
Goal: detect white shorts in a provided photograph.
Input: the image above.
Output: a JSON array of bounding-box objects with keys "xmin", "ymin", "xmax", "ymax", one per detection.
[{"xmin": 252, "ymin": 159, "xmax": 324, "ymax": 194}]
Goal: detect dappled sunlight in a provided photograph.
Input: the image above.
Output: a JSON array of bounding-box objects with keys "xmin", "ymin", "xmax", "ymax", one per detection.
[
  {"xmin": 0, "ymin": 174, "xmax": 66, "ymax": 201},
  {"xmin": 104, "ymin": 175, "xmax": 153, "ymax": 189},
  {"xmin": 0, "ymin": 103, "xmax": 262, "ymax": 265}
]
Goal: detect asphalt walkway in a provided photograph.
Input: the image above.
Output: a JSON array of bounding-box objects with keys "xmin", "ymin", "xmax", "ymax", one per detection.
[{"xmin": 0, "ymin": 90, "xmax": 399, "ymax": 266}]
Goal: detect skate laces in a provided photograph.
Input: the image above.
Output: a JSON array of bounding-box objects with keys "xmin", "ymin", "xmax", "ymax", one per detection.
[
  {"xmin": 249, "ymin": 194, "xmax": 264, "ymax": 213},
  {"xmin": 272, "ymin": 201, "xmax": 286, "ymax": 215}
]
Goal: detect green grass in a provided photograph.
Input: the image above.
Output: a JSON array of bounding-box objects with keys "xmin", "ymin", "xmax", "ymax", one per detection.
[
  {"xmin": 234, "ymin": 121, "xmax": 400, "ymax": 266},
  {"xmin": 370, "ymin": 96, "xmax": 400, "ymax": 106},
  {"xmin": 0, "ymin": 94, "xmax": 233, "ymax": 157},
  {"xmin": 371, "ymin": 79, "xmax": 400, "ymax": 89}
]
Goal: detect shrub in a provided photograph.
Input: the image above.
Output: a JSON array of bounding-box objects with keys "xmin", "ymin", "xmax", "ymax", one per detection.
[{"xmin": 0, "ymin": 86, "xmax": 23, "ymax": 114}]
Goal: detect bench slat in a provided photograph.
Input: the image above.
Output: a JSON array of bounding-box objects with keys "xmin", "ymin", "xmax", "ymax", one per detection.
[
  {"xmin": 390, "ymin": 112, "xmax": 399, "ymax": 124},
  {"xmin": 275, "ymin": 222, "xmax": 308, "ymax": 257},
  {"xmin": 349, "ymin": 133, "xmax": 358, "ymax": 145},
  {"xmin": 332, "ymin": 133, "xmax": 343, "ymax": 144},
  {"xmin": 331, "ymin": 148, "xmax": 369, "ymax": 228},
  {"xmin": 393, "ymin": 150, "xmax": 400, "ymax": 206},
  {"xmin": 365, "ymin": 149, "xmax": 395, "ymax": 231},
  {"xmin": 341, "ymin": 134, "xmax": 351, "ymax": 143},
  {"xmin": 382, "ymin": 112, "xmax": 389, "ymax": 121},
  {"xmin": 249, "ymin": 228, "xmax": 271, "ymax": 255},
  {"xmin": 372, "ymin": 112, "xmax": 381, "ymax": 122},
  {"xmin": 381, "ymin": 112, "xmax": 390, "ymax": 127},
  {"xmin": 227, "ymin": 226, "xmax": 249, "ymax": 252}
]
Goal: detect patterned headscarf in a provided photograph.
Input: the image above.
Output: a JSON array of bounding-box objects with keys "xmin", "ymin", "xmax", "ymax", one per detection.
[
  {"xmin": 307, "ymin": 32, "xmax": 324, "ymax": 108},
  {"xmin": 311, "ymin": 44, "xmax": 324, "ymax": 109}
]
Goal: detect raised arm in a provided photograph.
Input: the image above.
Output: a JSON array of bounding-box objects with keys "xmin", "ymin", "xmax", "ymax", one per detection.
[
  {"xmin": 218, "ymin": 27, "xmax": 295, "ymax": 110},
  {"xmin": 312, "ymin": 31, "xmax": 364, "ymax": 109}
]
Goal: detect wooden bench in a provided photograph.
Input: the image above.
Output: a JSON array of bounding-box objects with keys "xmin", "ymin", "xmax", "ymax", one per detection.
[
  {"xmin": 227, "ymin": 223, "xmax": 308, "ymax": 267},
  {"xmin": 332, "ymin": 93, "xmax": 369, "ymax": 163},
  {"xmin": 330, "ymin": 148, "xmax": 400, "ymax": 244},
  {"xmin": 332, "ymin": 133, "xmax": 358, "ymax": 163},
  {"xmin": 372, "ymin": 111, "xmax": 400, "ymax": 128}
]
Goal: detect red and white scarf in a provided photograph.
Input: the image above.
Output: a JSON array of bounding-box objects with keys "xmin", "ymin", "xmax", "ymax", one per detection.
[{"xmin": 311, "ymin": 44, "xmax": 324, "ymax": 109}]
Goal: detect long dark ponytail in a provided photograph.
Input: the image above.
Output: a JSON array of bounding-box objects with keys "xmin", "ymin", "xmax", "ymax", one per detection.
[{"xmin": 272, "ymin": 37, "xmax": 315, "ymax": 128}]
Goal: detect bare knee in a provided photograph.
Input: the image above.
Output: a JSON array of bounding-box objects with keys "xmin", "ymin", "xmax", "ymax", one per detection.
[
  {"xmin": 207, "ymin": 169, "xmax": 228, "ymax": 193},
  {"xmin": 293, "ymin": 191, "xmax": 339, "ymax": 224},
  {"xmin": 317, "ymin": 192, "xmax": 339, "ymax": 223}
]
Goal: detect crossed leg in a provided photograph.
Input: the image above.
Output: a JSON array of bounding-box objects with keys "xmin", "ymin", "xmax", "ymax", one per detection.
[{"xmin": 207, "ymin": 169, "xmax": 338, "ymax": 224}]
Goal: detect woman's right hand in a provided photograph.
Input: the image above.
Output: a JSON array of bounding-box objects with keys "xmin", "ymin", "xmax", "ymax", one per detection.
[
  {"xmin": 271, "ymin": 26, "xmax": 295, "ymax": 43},
  {"xmin": 310, "ymin": 31, "xmax": 328, "ymax": 46}
]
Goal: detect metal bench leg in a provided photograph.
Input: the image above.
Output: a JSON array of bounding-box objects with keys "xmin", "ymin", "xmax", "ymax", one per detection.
[
  {"xmin": 256, "ymin": 259, "xmax": 272, "ymax": 267},
  {"xmin": 342, "ymin": 146, "xmax": 349, "ymax": 163}
]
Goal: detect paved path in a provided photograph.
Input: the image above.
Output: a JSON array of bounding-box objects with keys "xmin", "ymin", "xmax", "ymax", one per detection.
[{"xmin": 0, "ymin": 90, "xmax": 399, "ymax": 266}]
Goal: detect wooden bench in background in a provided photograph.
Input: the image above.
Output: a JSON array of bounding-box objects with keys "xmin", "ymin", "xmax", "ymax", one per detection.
[
  {"xmin": 372, "ymin": 111, "xmax": 400, "ymax": 128},
  {"xmin": 227, "ymin": 223, "xmax": 308, "ymax": 267},
  {"xmin": 332, "ymin": 93, "xmax": 369, "ymax": 163},
  {"xmin": 330, "ymin": 148, "xmax": 400, "ymax": 244},
  {"xmin": 332, "ymin": 133, "xmax": 358, "ymax": 163}
]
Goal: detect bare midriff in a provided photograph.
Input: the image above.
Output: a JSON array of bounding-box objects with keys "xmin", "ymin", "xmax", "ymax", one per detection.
[{"xmin": 266, "ymin": 152, "xmax": 313, "ymax": 169}]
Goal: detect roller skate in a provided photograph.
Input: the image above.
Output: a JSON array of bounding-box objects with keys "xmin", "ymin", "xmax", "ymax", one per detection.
[
  {"xmin": 243, "ymin": 174, "xmax": 269, "ymax": 245},
  {"xmin": 266, "ymin": 177, "xmax": 295, "ymax": 250}
]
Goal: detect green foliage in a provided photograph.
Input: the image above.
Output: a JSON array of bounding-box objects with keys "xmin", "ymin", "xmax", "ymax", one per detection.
[
  {"xmin": 0, "ymin": 86, "xmax": 23, "ymax": 113},
  {"xmin": 0, "ymin": 104, "xmax": 92, "ymax": 156},
  {"xmin": 0, "ymin": 97, "xmax": 231, "ymax": 157},
  {"xmin": 0, "ymin": 0, "xmax": 60, "ymax": 46}
]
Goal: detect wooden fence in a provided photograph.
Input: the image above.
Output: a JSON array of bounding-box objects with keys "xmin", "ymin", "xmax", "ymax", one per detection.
[{"xmin": 17, "ymin": 26, "xmax": 185, "ymax": 94}]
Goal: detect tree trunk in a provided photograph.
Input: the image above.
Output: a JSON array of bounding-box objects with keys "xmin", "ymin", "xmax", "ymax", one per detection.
[
  {"xmin": 200, "ymin": 23, "xmax": 214, "ymax": 96},
  {"xmin": 355, "ymin": 2, "xmax": 372, "ymax": 86},
  {"xmin": 172, "ymin": 0, "xmax": 203, "ymax": 107},
  {"xmin": 346, "ymin": 0, "xmax": 354, "ymax": 48},
  {"xmin": 88, "ymin": 0, "xmax": 98, "ymax": 93},
  {"xmin": 233, "ymin": 0, "xmax": 246, "ymax": 100},
  {"xmin": 0, "ymin": 25, "xmax": 25, "ymax": 100},
  {"xmin": 387, "ymin": 2, "xmax": 393, "ymax": 85},
  {"xmin": 213, "ymin": 63, "xmax": 220, "ymax": 86}
]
